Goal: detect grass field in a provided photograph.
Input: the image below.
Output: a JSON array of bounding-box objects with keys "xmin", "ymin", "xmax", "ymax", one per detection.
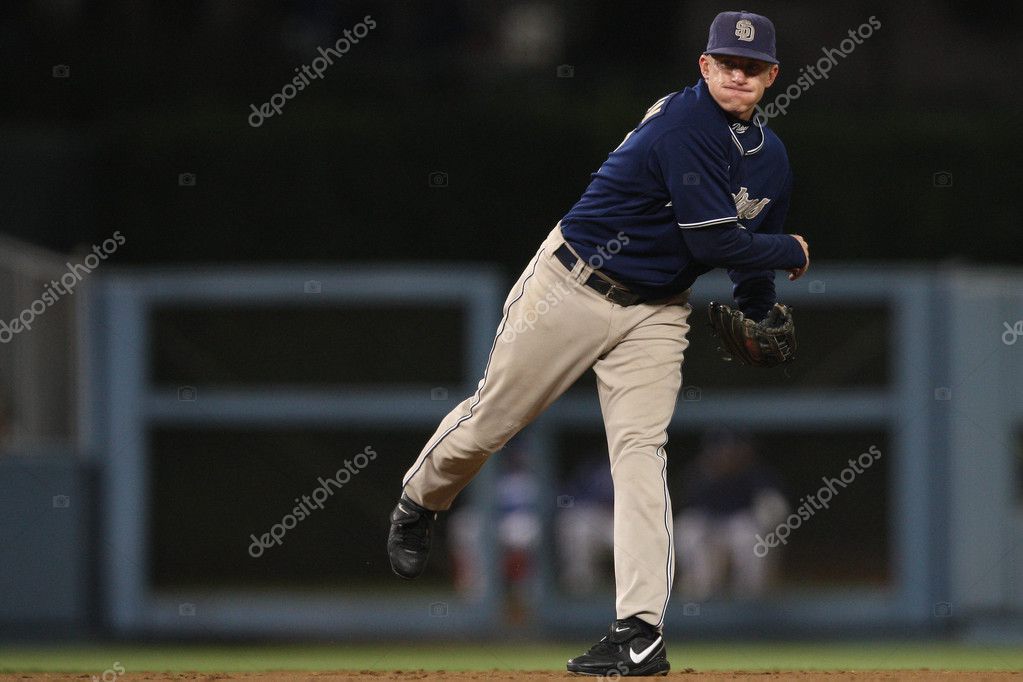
[{"xmin": 1, "ymin": 641, "xmax": 1022, "ymax": 674}]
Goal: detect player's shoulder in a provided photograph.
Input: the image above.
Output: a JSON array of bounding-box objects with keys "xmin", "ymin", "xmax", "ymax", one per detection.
[
  {"xmin": 758, "ymin": 121, "xmax": 787, "ymax": 150},
  {"xmin": 756, "ymin": 121, "xmax": 790, "ymax": 166},
  {"xmin": 638, "ymin": 81, "xmax": 732, "ymax": 148}
]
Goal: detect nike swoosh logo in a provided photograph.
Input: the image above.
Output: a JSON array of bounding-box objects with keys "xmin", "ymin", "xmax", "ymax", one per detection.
[
  {"xmin": 614, "ymin": 626, "xmax": 630, "ymax": 633},
  {"xmin": 630, "ymin": 636, "xmax": 662, "ymax": 664}
]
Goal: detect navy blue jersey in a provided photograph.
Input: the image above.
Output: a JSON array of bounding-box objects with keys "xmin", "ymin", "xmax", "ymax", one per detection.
[{"xmin": 560, "ymin": 78, "xmax": 804, "ymax": 312}]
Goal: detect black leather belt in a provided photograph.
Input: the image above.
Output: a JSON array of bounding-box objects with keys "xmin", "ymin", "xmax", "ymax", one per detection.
[{"xmin": 553, "ymin": 243, "xmax": 645, "ymax": 306}]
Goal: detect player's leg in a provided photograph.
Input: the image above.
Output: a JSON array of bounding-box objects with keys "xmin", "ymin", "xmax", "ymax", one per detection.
[
  {"xmin": 594, "ymin": 301, "xmax": 691, "ymax": 628},
  {"xmin": 401, "ymin": 229, "xmax": 609, "ymax": 509},
  {"xmin": 390, "ymin": 226, "xmax": 611, "ymax": 578},
  {"xmin": 566, "ymin": 300, "xmax": 689, "ymax": 677}
]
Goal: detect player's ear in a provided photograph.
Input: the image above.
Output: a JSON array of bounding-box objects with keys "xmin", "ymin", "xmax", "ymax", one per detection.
[
  {"xmin": 765, "ymin": 64, "xmax": 779, "ymax": 87},
  {"xmin": 699, "ymin": 54, "xmax": 711, "ymax": 80}
]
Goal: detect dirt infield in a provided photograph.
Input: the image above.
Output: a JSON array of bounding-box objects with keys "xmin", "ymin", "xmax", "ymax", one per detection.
[{"xmin": 3, "ymin": 670, "xmax": 1021, "ymax": 681}]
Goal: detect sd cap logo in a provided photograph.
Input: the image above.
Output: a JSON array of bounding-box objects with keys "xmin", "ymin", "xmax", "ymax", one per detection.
[{"xmin": 735, "ymin": 19, "xmax": 755, "ymax": 42}]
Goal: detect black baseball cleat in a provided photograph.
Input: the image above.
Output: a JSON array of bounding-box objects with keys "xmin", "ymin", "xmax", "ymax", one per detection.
[
  {"xmin": 387, "ymin": 493, "xmax": 437, "ymax": 579},
  {"xmin": 567, "ymin": 617, "xmax": 669, "ymax": 676}
]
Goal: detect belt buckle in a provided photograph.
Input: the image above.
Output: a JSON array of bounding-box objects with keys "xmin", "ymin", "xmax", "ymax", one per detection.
[{"xmin": 604, "ymin": 284, "xmax": 625, "ymax": 303}]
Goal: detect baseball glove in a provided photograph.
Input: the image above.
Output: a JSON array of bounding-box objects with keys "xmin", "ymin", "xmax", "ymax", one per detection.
[{"xmin": 707, "ymin": 301, "xmax": 796, "ymax": 367}]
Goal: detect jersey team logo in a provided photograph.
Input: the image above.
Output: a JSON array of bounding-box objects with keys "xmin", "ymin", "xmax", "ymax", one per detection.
[
  {"xmin": 735, "ymin": 19, "xmax": 755, "ymax": 42},
  {"xmin": 732, "ymin": 187, "xmax": 770, "ymax": 220}
]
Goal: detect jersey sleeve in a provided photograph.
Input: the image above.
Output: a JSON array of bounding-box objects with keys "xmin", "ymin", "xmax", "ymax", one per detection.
[
  {"xmin": 681, "ymin": 215, "xmax": 806, "ymax": 271},
  {"xmin": 729, "ymin": 269, "xmax": 776, "ymax": 321},
  {"xmin": 727, "ymin": 169, "xmax": 794, "ymax": 320},
  {"xmin": 755, "ymin": 168, "xmax": 793, "ymax": 236},
  {"xmin": 651, "ymin": 125, "xmax": 737, "ymax": 228}
]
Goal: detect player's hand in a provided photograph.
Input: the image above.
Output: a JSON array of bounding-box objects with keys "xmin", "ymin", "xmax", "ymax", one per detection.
[{"xmin": 787, "ymin": 234, "xmax": 809, "ymax": 281}]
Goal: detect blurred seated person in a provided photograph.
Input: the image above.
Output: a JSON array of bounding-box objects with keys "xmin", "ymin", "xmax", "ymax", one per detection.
[
  {"xmin": 674, "ymin": 429, "xmax": 788, "ymax": 600},
  {"xmin": 447, "ymin": 446, "xmax": 539, "ymax": 598},
  {"xmin": 555, "ymin": 453, "xmax": 615, "ymax": 595}
]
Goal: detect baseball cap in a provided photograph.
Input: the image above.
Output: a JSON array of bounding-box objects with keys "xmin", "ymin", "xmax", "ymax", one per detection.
[{"xmin": 705, "ymin": 10, "xmax": 778, "ymax": 65}]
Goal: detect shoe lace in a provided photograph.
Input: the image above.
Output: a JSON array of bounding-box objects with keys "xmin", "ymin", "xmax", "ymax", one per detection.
[
  {"xmin": 397, "ymin": 514, "xmax": 431, "ymax": 549},
  {"xmin": 586, "ymin": 637, "xmax": 616, "ymax": 657}
]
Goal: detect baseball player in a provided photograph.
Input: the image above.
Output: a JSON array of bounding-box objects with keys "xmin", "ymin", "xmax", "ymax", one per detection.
[{"xmin": 388, "ymin": 10, "xmax": 808, "ymax": 676}]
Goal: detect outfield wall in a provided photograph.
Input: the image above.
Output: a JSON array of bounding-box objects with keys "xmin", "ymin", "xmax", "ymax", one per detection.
[{"xmin": 1, "ymin": 263, "xmax": 1022, "ymax": 640}]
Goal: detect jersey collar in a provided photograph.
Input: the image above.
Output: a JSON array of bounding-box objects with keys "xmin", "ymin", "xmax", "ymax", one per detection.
[
  {"xmin": 694, "ymin": 79, "xmax": 766, "ymax": 157},
  {"xmin": 727, "ymin": 115, "xmax": 765, "ymax": 156}
]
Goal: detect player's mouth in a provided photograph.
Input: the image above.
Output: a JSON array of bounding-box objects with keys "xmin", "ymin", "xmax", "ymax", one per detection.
[{"xmin": 722, "ymin": 85, "xmax": 753, "ymax": 93}]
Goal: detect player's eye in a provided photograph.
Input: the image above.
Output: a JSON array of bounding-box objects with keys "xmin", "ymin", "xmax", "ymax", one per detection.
[{"xmin": 716, "ymin": 58, "xmax": 765, "ymax": 77}]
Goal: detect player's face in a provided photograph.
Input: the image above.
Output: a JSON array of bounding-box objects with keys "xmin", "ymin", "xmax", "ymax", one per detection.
[{"xmin": 699, "ymin": 54, "xmax": 779, "ymax": 121}]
